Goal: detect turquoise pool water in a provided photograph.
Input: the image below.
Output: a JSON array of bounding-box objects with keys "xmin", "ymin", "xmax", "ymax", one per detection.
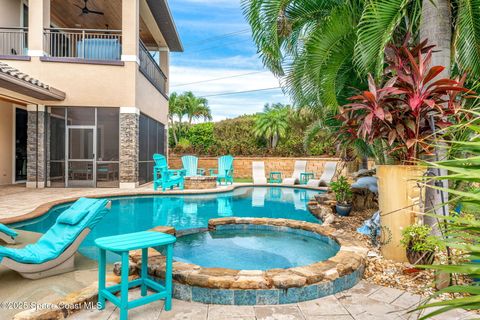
[
  {"xmin": 174, "ymin": 228, "xmax": 339, "ymax": 270},
  {"xmin": 14, "ymin": 187, "xmax": 322, "ymax": 262}
]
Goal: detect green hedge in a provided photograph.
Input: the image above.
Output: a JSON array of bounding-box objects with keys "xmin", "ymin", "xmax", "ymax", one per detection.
[{"xmin": 170, "ymin": 115, "xmax": 336, "ymax": 157}]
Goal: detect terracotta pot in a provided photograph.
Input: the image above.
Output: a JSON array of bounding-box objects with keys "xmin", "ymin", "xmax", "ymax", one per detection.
[{"xmin": 406, "ymin": 248, "xmax": 435, "ymax": 265}]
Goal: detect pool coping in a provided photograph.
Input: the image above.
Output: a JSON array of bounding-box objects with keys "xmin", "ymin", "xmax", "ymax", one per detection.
[
  {"xmin": 2, "ymin": 184, "xmax": 327, "ymax": 225},
  {"xmin": 132, "ymin": 218, "xmax": 368, "ymax": 305}
]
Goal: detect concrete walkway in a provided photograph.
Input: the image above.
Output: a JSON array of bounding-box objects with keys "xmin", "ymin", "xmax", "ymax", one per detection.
[{"xmin": 71, "ymin": 281, "xmax": 474, "ymax": 320}]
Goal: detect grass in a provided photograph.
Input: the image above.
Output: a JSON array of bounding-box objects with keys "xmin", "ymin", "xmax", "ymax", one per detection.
[{"xmin": 234, "ymin": 177, "xmax": 253, "ymax": 183}]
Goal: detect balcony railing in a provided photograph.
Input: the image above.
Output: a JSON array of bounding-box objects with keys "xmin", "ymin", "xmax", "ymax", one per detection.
[
  {"xmin": 0, "ymin": 27, "xmax": 27, "ymax": 56},
  {"xmin": 139, "ymin": 40, "xmax": 167, "ymax": 96},
  {"xmin": 43, "ymin": 28, "xmax": 122, "ymax": 61}
]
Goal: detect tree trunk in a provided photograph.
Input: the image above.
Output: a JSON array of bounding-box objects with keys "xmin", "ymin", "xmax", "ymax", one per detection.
[
  {"xmin": 170, "ymin": 120, "xmax": 178, "ymax": 145},
  {"xmin": 420, "ymin": 0, "xmax": 451, "ymax": 234}
]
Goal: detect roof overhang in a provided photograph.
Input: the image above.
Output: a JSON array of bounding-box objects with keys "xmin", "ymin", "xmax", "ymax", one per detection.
[
  {"xmin": 146, "ymin": 0, "xmax": 183, "ymax": 52},
  {"xmin": 0, "ymin": 63, "xmax": 65, "ymax": 101}
]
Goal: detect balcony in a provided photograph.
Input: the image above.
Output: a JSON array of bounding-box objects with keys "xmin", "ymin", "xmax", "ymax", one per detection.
[
  {"xmin": 139, "ymin": 41, "xmax": 167, "ymax": 98},
  {"xmin": 0, "ymin": 27, "xmax": 28, "ymax": 58},
  {"xmin": 42, "ymin": 28, "xmax": 122, "ymax": 64}
]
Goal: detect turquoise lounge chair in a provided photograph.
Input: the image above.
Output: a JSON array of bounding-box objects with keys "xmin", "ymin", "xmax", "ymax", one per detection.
[
  {"xmin": 0, "ymin": 223, "xmax": 18, "ymax": 244},
  {"xmin": 0, "ymin": 198, "xmax": 111, "ymax": 279},
  {"xmin": 209, "ymin": 155, "xmax": 234, "ymax": 185},
  {"xmin": 181, "ymin": 155, "xmax": 205, "ymax": 177},
  {"xmin": 153, "ymin": 154, "xmax": 186, "ymax": 191}
]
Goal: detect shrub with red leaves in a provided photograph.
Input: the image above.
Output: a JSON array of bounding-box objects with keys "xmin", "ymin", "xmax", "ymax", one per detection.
[{"xmin": 339, "ymin": 39, "xmax": 471, "ymax": 163}]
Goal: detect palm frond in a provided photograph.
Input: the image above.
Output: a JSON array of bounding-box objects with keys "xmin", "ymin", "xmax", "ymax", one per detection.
[
  {"xmin": 455, "ymin": 0, "xmax": 480, "ymax": 78},
  {"xmin": 354, "ymin": 0, "xmax": 411, "ymax": 77}
]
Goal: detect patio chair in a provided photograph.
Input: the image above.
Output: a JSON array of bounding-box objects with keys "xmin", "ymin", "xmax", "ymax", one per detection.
[
  {"xmin": 209, "ymin": 155, "xmax": 234, "ymax": 185},
  {"xmin": 282, "ymin": 160, "xmax": 307, "ymax": 185},
  {"xmin": 0, "ymin": 198, "xmax": 111, "ymax": 279},
  {"xmin": 181, "ymin": 155, "xmax": 204, "ymax": 177},
  {"xmin": 0, "ymin": 223, "xmax": 18, "ymax": 244},
  {"xmin": 153, "ymin": 154, "xmax": 186, "ymax": 191},
  {"xmin": 307, "ymin": 162, "xmax": 338, "ymax": 187},
  {"xmin": 252, "ymin": 161, "xmax": 267, "ymax": 184}
]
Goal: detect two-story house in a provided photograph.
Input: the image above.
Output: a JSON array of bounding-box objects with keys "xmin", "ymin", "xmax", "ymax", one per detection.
[{"xmin": 0, "ymin": 0, "xmax": 182, "ymax": 188}]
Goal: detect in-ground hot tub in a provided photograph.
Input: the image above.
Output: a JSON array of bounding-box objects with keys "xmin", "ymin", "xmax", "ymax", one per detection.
[
  {"xmin": 143, "ymin": 218, "xmax": 367, "ymax": 305},
  {"xmin": 174, "ymin": 227, "xmax": 339, "ymax": 270}
]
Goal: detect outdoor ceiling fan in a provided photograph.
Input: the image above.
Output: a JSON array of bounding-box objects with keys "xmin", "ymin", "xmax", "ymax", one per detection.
[{"xmin": 75, "ymin": 0, "xmax": 104, "ymax": 16}]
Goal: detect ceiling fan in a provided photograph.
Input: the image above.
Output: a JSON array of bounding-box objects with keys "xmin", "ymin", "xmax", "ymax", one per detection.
[{"xmin": 75, "ymin": 0, "xmax": 104, "ymax": 16}]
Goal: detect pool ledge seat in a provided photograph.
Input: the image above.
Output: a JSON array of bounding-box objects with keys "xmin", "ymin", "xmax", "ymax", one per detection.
[
  {"xmin": 0, "ymin": 223, "xmax": 18, "ymax": 244},
  {"xmin": 0, "ymin": 198, "xmax": 111, "ymax": 279}
]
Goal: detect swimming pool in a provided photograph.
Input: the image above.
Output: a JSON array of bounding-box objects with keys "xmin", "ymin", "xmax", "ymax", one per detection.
[{"xmin": 14, "ymin": 187, "xmax": 322, "ymax": 261}]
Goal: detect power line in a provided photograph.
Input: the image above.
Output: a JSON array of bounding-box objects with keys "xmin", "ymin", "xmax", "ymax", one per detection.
[
  {"xmin": 187, "ymin": 29, "xmax": 250, "ymax": 47},
  {"xmin": 200, "ymin": 87, "xmax": 282, "ymax": 98},
  {"xmin": 171, "ymin": 71, "xmax": 269, "ymax": 87},
  {"xmin": 186, "ymin": 38, "xmax": 252, "ymax": 54}
]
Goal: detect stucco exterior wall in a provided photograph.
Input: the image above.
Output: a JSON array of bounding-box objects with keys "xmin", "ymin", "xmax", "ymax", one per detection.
[
  {"xmin": 0, "ymin": 0, "xmax": 21, "ymax": 27},
  {"xmin": 0, "ymin": 102, "xmax": 13, "ymax": 185},
  {"xmin": 135, "ymin": 68, "xmax": 168, "ymax": 124}
]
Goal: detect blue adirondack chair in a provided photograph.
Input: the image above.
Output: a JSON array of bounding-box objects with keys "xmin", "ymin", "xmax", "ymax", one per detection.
[
  {"xmin": 209, "ymin": 155, "xmax": 234, "ymax": 185},
  {"xmin": 153, "ymin": 154, "xmax": 186, "ymax": 191},
  {"xmin": 181, "ymin": 155, "xmax": 205, "ymax": 177}
]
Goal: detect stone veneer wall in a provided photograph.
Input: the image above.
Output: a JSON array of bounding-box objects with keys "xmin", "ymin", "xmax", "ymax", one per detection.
[
  {"xmin": 119, "ymin": 112, "xmax": 139, "ymax": 186},
  {"xmin": 169, "ymin": 156, "xmax": 343, "ymax": 179},
  {"xmin": 27, "ymin": 109, "xmax": 47, "ymax": 188}
]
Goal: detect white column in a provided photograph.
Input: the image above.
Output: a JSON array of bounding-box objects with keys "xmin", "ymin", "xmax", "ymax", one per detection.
[{"xmin": 28, "ymin": 0, "xmax": 50, "ymax": 57}]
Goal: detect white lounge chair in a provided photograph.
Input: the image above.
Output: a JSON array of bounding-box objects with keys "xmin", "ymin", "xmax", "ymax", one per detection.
[
  {"xmin": 0, "ymin": 198, "xmax": 111, "ymax": 279},
  {"xmin": 252, "ymin": 161, "xmax": 267, "ymax": 184},
  {"xmin": 307, "ymin": 162, "xmax": 338, "ymax": 187},
  {"xmin": 282, "ymin": 160, "xmax": 307, "ymax": 185}
]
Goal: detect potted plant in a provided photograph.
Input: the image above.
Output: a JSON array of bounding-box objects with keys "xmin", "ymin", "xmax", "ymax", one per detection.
[
  {"xmin": 400, "ymin": 224, "xmax": 440, "ymax": 265},
  {"xmin": 330, "ymin": 176, "xmax": 353, "ymax": 216}
]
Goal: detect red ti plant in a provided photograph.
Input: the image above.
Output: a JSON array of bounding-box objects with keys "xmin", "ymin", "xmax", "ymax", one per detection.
[{"xmin": 339, "ymin": 40, "xmax": 471, "ymax": 164}]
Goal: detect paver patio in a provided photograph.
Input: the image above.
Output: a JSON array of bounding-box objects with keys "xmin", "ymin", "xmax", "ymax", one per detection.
[{"xmin": 69, "ymin": 281, "xmax": 475, "ymax": 320}]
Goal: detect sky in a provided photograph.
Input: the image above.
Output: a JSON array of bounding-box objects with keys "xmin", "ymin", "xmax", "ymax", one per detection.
[{"xmin": 168, "ymin": 0, "xmax": 290, "ymax": 122}]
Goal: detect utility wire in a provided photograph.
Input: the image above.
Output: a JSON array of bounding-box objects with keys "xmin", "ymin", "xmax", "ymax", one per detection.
[
  {"xmin": 171, "ymin": 71, "xmax": 269, "ymax": 87},
  {"xmin": 186, "ymin": 29, "xmax": 250, "ymax": 47},
  {"xmin": 200, "ymin": 87, "xmax": 282, "ymax": 98},
  {"xmin": 186, "ymin": 38, "xmax": 252, "ymax": 54}
]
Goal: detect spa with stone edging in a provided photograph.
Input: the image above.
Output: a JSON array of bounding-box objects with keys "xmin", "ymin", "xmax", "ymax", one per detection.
[{"xmin": 126, "ymin": 218, "xmax": 368, "ymax": 305}]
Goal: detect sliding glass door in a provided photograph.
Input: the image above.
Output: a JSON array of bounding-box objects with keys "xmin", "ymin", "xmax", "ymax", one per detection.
[{"xmin": 67, "ymin": 127, "xmax": 95, "ymax": 187}]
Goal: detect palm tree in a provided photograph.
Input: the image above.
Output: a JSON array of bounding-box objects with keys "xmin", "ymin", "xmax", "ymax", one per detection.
[
  {"xmin": 242, "ymin": 0, "xmax": 365, "ymax": 111},
  {"xmin": 182, "ymin": 91, "xmax": 212, "ymax": 124},
  {"xmin": 168, "ymin": 92, "xmax": 181, "ymax": 145},
  {"xmin": 254, "ymin": 103, "xmax": 291, "ymax": 149}
]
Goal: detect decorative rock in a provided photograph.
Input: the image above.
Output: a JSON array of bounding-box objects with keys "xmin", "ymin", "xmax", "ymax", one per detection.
[
  {"xmin": 231, "ymin": 276, "xmax": 270, "ymax": 289},
  {"xmin": 149, "ymin": 226, "xmax": 176, "ymax": 235},
  {"xmin": 113, "ymin": 261, "xmax": 138, "ymax": 276},
  {"xmin": 184, "ymin": 176, "xmax": 217, "ymax": 189},
  {"xmin": 270, "ymin": 272, "xmax": 306, "ymax": 288}
]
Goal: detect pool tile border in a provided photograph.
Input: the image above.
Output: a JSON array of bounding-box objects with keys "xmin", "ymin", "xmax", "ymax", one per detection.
[{"xmin": 146, "ymin": 218, "xmax": 368, "ymax": 305}]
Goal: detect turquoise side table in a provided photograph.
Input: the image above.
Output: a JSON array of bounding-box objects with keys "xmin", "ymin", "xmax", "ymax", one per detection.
[
  {"xmin": 300, "ymin": 172, "xmax": 315, "ymax": 185},
  {"xmin": 95, "ymin": 231, "xmax": 176, "ymax": 320},
  {"xmin": 269, "ymin": 171, "xmax": 282, "ymax": 183}
]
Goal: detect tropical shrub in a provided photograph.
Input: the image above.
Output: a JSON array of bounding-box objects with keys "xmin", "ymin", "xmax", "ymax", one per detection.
[{"xmin": 339, "ymin": 40, "xmax": 469, "ymax": 164}]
